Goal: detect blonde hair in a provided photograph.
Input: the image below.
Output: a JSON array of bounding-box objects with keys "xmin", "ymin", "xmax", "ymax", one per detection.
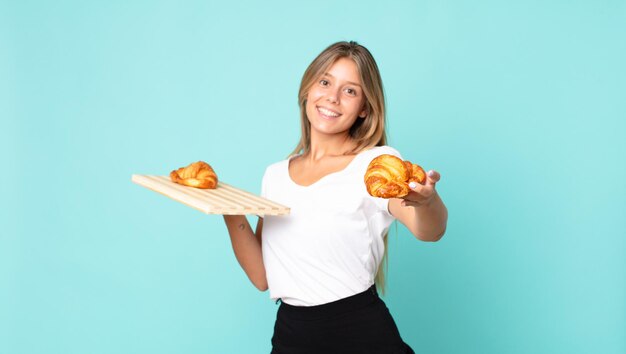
[
  {"xmin": 292, "ymin": 41, "xmax": 387, "ymax": 156},
  {"xmin": 292, "ymin": 41, "xmax": 391, "ymax": 294}
]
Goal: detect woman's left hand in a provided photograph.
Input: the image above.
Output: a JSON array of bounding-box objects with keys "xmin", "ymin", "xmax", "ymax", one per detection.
[{"xmin": 400, "ymin": 170, "xmax": 441, "ymax": 208}]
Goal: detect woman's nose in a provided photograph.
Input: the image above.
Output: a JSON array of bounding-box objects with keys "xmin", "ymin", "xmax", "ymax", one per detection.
[{"xmin": 326, "ymin": 91, "xmax": 339, "ymax": 104}]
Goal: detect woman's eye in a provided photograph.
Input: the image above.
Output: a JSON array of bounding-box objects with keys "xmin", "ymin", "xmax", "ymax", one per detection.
[
  {"xmin": 345, "ymin": 88, "xmax": 357, "ymax": 96},
  {"xmin": 320, "ymin": 79, "xmax": 329, "ymax": 86}
]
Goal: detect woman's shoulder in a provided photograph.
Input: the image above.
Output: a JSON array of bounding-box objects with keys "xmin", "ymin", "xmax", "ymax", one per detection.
[
  {"xmin": 359, "ymin": 145, "xmax": 402, "ymax": 159},
  {"xmin": 350, "ymin": 145, "xmax": 403, "ymax": 173},
  {"xmin": 262, "ymin": 155, "xmax": 296, "ymax": 180}
]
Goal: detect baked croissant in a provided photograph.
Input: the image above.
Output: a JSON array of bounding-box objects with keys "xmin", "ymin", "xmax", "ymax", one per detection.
[
  {"xmin": 364, "ymin": 154, "xmax": 426, "ymax": 198},
  {"xmin": 170, "ymin": 161, "xmax": 218, "ymax": 189}
]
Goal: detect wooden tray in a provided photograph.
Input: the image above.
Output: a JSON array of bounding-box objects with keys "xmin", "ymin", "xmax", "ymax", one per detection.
[{"xmin": 132, "ymin": 175, "xmax": 290, "ymax": 216}]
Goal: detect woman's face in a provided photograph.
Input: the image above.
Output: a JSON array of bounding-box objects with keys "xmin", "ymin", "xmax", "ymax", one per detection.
[{"xmin": 305, "ymin": 57, "xmax": 367, "ymax": 139}]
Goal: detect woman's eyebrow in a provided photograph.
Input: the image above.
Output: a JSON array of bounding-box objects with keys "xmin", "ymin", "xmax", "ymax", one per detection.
[{"xmin": 323, "ymin": 72, "xmax": 362, "ymax": 87}]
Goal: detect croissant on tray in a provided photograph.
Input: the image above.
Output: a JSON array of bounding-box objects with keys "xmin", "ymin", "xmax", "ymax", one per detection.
[
  {"xmin": 170, "ymin": 161, "xmax": 218, "ymax": 189},
  {"xmin": 364, "ymin": 154, "xmax": 426, "ymax": 198}
]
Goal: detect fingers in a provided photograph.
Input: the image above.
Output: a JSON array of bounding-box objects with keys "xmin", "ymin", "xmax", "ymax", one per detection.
[
  {"xmin": 402, "ymin": 170, "xmax": 441, "ymax": 207},
  {"xmin": 426, "ymin": 170, "xmax": 440, "ymax": 186},
  {"xmin": 405, "ymin": 184, "xmax": 432, "ymax": 201},
  {"xmin": 408, "ymin": 170, "xmax": 440, "ymax": 191}
]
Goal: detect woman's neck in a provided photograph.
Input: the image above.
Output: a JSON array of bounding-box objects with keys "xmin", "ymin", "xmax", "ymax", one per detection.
[{"xmin": 306, "ymin": 132, "xmax": 356, "ymax": 161}]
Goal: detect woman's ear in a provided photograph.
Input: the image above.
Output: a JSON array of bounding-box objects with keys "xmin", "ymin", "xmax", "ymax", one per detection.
[{"xmin": 359, "ymin": 104, "xmax": 368, "ymax": 118}]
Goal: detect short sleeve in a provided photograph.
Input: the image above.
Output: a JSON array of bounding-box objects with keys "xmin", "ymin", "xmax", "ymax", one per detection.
[{"xmin": 261, "ymin": 160, "xmax": 285, "ymax": 200}]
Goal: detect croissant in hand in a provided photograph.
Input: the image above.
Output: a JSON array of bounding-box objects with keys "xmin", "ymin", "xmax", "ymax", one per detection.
[
  {"xmin": 170, "ymin": 161, "xmax": 218, "ymax": 189},
  {"xmin": 364, "ymin": 154, "xmax": 426, "ymax": 198}
]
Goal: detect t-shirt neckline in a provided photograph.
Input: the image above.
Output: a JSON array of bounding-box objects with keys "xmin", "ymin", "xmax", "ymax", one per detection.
[{"xmin": 286, "ymin": 147, "xmax": 375, "ymax": 188}]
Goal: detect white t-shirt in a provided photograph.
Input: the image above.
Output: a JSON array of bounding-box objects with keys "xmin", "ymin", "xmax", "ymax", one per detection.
[{"xmin": 261, "ymin": 145, "xmax": 402, "ymax": 306}]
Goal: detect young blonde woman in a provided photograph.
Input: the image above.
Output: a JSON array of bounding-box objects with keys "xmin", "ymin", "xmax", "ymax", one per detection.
[{"xmin": 223, "ymin": 41, "xmax": 448, "ymax": 354}]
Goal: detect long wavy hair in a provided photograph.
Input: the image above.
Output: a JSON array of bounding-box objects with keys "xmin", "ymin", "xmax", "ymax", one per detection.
[
  {"xmin": 292, "ymin": 40, "xmax": 387, "ymax": 156},
  {"xmin": 292, "ymin": 41, "xmax": 391, "ymax": 293}
]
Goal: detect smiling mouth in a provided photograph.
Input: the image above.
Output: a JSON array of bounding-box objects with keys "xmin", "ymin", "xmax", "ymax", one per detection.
[{"xmin": 317, "ymin": 106, "xmax": 341, "ymax": 118}]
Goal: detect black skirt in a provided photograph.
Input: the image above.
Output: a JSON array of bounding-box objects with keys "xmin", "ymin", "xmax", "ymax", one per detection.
[{"xmin": 270, "ymin": 286, "xmax": 415, "ymax": 354}]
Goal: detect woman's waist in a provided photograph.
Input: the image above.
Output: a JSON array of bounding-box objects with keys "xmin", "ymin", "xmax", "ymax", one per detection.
[{"xmin": 278, "ymin": 285, "xmax": 380, "ymax": 320}]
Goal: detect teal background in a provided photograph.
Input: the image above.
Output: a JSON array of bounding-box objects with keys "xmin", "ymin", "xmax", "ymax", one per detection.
[{"xmin": 1, "ymin": 1, "xmax": 624, "ymax": 353}]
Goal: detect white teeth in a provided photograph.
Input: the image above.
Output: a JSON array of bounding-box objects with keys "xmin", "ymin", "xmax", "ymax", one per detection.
[{"xmin": 318, "ymin": 107, "xmax": 340, "ymax": 117}]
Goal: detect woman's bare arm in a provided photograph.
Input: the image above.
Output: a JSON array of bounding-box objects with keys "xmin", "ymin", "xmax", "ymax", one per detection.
[
  {"xmin": 389, "ymin": 170, "xmax": 448, "ymax": 242},
  {"xmin": 223, "ymin": 216, "xmax": 267, "ymax": 291}
]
